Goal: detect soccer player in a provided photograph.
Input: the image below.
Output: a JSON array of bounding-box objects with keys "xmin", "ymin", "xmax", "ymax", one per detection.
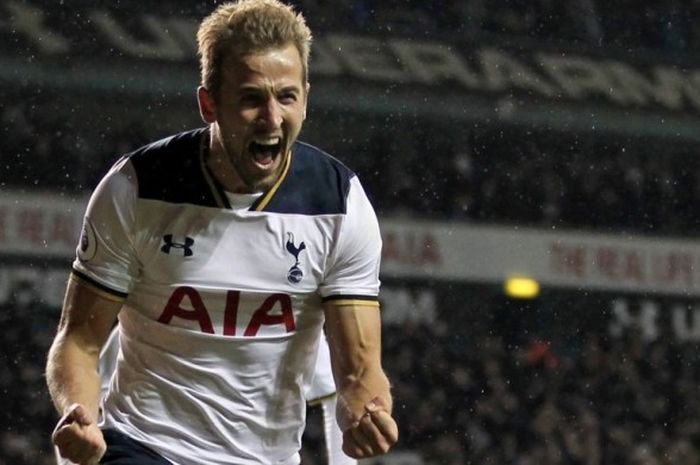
[{"xmin": 45, "ymin": 1, "xmax": 398, "ymax": 464}]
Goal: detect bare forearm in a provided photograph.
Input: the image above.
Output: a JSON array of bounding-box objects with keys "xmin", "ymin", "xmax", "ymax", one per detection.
[
  {"xmin": 325, "ymin": 305, "xmax": 399, "ymax": 458},
  {"xmin": 48, "ymin": 278, "xmax": 120, "ymax": 463},
  {"xmin": 46, "ymin": 331, "xmax": 102, "ymax": 419},
  {"xmin": 335, "ymin": 364, "xmax": 392, "ymax": 415},
  {"xmin": 324, "ymin": 304, "xmax": 393, "ymax": 425},
  {"xmin": 331, "ymin": 328, "xmax": 387, "ymax": 396}
]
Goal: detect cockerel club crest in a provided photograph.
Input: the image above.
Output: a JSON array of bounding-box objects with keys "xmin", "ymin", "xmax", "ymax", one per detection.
[{"xmin": 285, "ymin": 232, "xmax": 306, "ymax": 284}]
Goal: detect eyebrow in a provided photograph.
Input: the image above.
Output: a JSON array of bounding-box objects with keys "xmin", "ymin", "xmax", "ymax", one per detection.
[
  {"xmin": 278, "ymin": 85, "xmax": 302, "ymax": 94},
  {"xmin": 238, "ymin": 84, "xmax": 302, "ymax": 95}
]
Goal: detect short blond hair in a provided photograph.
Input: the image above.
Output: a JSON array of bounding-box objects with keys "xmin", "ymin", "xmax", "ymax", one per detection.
[{"xmin": 197, "ymin": 0, "xmax": 312, "ymax": 98}]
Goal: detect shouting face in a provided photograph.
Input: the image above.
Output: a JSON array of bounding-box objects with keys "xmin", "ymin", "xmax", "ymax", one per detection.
[{"xmin": 199, "ymin": 42, "xmax": 308, "ymax": 193}]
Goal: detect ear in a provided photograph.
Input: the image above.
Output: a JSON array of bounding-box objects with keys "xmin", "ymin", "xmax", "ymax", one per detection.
[
  {"xmin": 197, "ymin": 86, "xmax": 217, "ymax": 124},
  {"xmin": 302, "ymin": 82, "xmax": 310, "ymax": 120}
]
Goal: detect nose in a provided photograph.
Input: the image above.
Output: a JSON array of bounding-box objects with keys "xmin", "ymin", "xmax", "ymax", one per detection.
[{"xmin": 257, "ymin": 98, "xmax": 283, "ymax": 130}]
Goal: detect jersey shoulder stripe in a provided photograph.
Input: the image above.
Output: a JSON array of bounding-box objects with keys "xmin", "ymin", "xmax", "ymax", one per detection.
[{"xmin": 253, "ymin": 141, "xmax": 355, "ymax": 215}]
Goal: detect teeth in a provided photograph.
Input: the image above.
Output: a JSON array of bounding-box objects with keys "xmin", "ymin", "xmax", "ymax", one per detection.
[{"xmin": 252, "ymin": 137, "xmax": 280, "ymax": 146}]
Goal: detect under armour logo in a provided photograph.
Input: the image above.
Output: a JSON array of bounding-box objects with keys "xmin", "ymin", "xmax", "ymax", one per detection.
[
  {"xmin": 285, "ymin": 232, "xmax": 306, "ymax": 284},
  {"xmin": 161, "ymin": 234, "xmax": 195, "ymax": 257}
]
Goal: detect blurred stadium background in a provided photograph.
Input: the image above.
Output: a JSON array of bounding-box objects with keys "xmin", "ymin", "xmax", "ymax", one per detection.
[{"xmin": 3, "ymin": 1, "xmax": 700, "ymax": 464}]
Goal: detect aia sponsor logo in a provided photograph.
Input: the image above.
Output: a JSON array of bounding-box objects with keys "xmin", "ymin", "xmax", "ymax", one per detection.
[{"xmin": 157, "ymin": 287, "xmax": 295, "ymax": 337}]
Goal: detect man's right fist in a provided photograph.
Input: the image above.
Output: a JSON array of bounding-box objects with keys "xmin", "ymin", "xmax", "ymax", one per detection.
[{"xmin": 52, "ymin": 404, "xmax": 106, "ymax": 465}]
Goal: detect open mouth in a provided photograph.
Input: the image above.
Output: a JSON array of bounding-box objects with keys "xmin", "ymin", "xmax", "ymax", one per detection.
[{"xmin": 249, "ymin": 138, "xmax": 282, "ymax": 167}]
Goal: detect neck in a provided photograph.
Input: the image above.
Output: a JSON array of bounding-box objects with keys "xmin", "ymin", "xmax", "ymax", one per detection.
[
  {"xmin": 207, "ymin": 153, "xmax": 252, "ymax": 194},
  {"xmin": 206, "ymin": 133, "xmax": 256, "ymax": 194}
]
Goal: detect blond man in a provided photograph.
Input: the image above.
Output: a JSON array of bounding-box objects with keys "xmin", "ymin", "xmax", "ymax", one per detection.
[{"xmin": 47, "ymin": 1, "xmax": 397, "ymax": 464}]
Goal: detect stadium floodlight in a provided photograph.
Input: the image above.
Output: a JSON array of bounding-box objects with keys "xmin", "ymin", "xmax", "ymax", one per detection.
[{"xmin": 504, "ymin": 276, "xmax": 540, "ymax": 299}]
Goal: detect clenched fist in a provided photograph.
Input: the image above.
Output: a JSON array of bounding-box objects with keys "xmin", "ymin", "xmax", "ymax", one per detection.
[
  {"xmin": 52, "ymin": 403, "xmax": 106, "ymax": 465},
  {"xmin": 340, "ymin": 396, "xmax": 399, "ymax": 458}
]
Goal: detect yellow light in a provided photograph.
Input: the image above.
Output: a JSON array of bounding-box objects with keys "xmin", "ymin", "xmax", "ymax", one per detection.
[{"xmin": 504, "ymin": 276, "xmax": 540, "ymax": 299}]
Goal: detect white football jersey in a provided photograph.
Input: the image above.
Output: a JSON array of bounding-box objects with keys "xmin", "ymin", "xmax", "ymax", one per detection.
[
  {"xmin": 72, "ymin": 128, "xmax": 381, "ymax": 465},
  {"xmin": 57, "ymin": 330, "xmax": 353, "ymax": 465}
]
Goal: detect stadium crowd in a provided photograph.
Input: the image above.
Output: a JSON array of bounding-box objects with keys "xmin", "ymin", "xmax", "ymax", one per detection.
[
  {"xmin": 291, "ymin": 0, "xmax": 697, "ymax": 53},
  {"xmin": 37, "ymin": 0, "xmax": 693, "ymax": 52},
  {"xmin": 382, "ymin": 317, "xmax": 700, "ymax": 465},
  {"xmin": 0, "ymin": 285, "xmax": 58, "ymax": 465},
  {"xmin": 342, "ymin": 124, "xmax": 700, "ymax": 237},
  {"xmin": 3, "ymin": 94, "xmax": 698, "ymax": 237}
]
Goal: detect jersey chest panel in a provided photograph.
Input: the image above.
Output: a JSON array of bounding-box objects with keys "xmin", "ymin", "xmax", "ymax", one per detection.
[{"xmin": 128, "ymin": 200, "xmax": 338, "ymax": 337}]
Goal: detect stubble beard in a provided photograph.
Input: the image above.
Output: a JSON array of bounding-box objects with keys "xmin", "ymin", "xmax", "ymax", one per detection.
[{"xmin": 226, "ymin": 141, "xmax": 287, "ymax": 194}]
